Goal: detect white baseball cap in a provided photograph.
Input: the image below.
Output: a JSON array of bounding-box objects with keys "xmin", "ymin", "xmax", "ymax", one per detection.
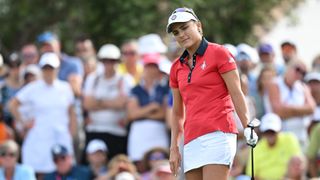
[
  {"xmin": 236, "ymin": 43, "xmax": 259, "ymax": 63},
  {"xmin": 86, "ymin": 139, "xmax": 108, "ymax": 154},
  {"xmin": 166, "ymin": 7, "xmax": 198, "ymax": 33},
  {"xmin": 115, "ymin": 172, "xmax": 135, "ymax": 180},
  {"xmin": 138, "ymin": 34, "xmax": 167, "ymax": 54},
  {"xmin": 305, "ymin": 72, "xmax": 320, "ymax": 82},
  {"xmin": 39, "ymin": 52, "xmax": 60, "ymax": 68},
  {"xmin": 97, "ymin": 44, "xmax": 121, "ymax": 60},
  {"xmin": 260, "ymin": 113, "xmax": 282, "ymax": 133}
]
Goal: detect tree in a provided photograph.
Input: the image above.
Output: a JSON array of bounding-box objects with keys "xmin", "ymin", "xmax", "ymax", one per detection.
[{"xmin": 0, "ymin": 0, "xmax": 303, "ymax": 57}]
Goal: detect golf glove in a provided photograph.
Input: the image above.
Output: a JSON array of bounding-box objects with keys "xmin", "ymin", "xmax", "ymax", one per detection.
[{"xmin": 244, "ymin": 127, "xmax": 258, "ymax": 147}]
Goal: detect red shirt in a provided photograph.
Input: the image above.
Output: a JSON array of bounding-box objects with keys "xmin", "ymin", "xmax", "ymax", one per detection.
[{"xmin": 170, "ymin": 39, "xmax": 238, "ymax": 144}]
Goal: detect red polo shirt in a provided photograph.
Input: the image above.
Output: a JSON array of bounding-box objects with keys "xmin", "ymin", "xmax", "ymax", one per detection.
[{"xmin": 170, "ymin": 39, "xmax": 238, "ymax": 145}]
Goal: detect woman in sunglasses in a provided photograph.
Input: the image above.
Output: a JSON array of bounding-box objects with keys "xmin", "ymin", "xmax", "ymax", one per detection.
[
  {"xmin": 167, "ymin": 7, "xmax": 257, "ymax": 180},
  {"xmin": 265, "ymin": 60, "xmax": 316, "ymax": 150},
  {"xmin": 0, "ymin": 140, "xmax": 36, "ymax": 180}
]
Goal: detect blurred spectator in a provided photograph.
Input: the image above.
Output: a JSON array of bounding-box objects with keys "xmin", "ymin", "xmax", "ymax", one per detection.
[
  {"xmin": 306, "ymin": 112, "xmax": 320, "ymax": 177},
  {"xmin": 74, "ymin": 36, "xmax": 102, "ymax": 79},
  {"xmin": 86, "ymin": 139, "xmax": 108, "ymax": 178},
  {"xmin": 257, "ymin": 43, "xmax": 285, "ymax": 75},
  {"xmin": 20, "ymin": 43, "xmax": 39, "ymax": 66},
  {"xmin": 44, "ymin": 144, "xmax": 92, "ymax": 180},
  {"xmin": 281, "ymin": 41, "xmax": 297, "ymax": 65},
  {"xmin": 283, "ymin": 155, "xmax": 307, "ymax": 180},
  {"xmin": 0, "ymin": 140, "xmax": 36, "ymax": 180},
  {"xmin": 0, "ymin": 105, "xmax": 14, "ymax": 144},
  {"xmin": 254, "ymin": 66, "xmax": 277, "ymax": 120},
  {"xmin": 37, "ymin": 31, "xmax": 83, "ymax": 97},
  {"xmin": 264, "ymin": 60, "xmax": 316, "ymax": 149},
  {"xmin": 74, "ymin": 36, "xmax": 96, "ymax": 61},
  {"xmin": 118, "ymin": 40, "xmax": 143, "ymax": 84},
  {"xmin": 305, "ymin": 72, "xmax": 320, "ymax": 134},
  {"xmin": 96, "ymin": 154, "xmax": 140, "ymax": 180},
  {"xmin": 83, "ymin": 44, "xmax": 134, "ymax": 160},
  {"xmin": 149, "ymin": 160, "xmax": 174, "ymax": 180},
  {"xmin": 236, "ymin": 43, "xmax": 259, "ymax": 96},
  {"xmin": 312, "ymin": 54, "xmax": 320, "ymax": 72},
  {"xmin": 21, "ymin": 64, "xmax": 41, "ymax": 85},
  {"xmin": 127, "ymin": 53, "xmax": 169, "ymax": 169},
  {"xmin": 246, "ymin": 113, "xmax": 302, "ymax": 179},
  {"xmin": 9, "ymin": 53, "xmax": 77, "ymax": 177},
  {"xmin": 0, "ymin": 52, "xmax": 22, "ymax": 127},
  {"xmin": 141, "ymin": 147, "xmax": 169, "ymax": 180}
]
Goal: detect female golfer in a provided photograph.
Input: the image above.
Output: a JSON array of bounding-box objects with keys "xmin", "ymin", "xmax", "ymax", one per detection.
[{"xmin": 167, "ymin": 7, "xmax": 257, "ymax": 179}]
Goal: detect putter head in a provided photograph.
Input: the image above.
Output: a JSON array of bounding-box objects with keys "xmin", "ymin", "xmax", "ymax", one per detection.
[{"xmin": 247, "ymin": 118, "xmax": 260, "ymax": 128}]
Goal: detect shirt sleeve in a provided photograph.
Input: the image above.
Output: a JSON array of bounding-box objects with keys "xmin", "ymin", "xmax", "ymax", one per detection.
[
  {"xmin": 216, "ymin": 46, "xmax": 237, "ymax": 74},
  {"xmin": 83, "ymin": 73, "xmax": 96, "ymax": 96},
  {"xmin": 169, "ymin": 61, "xmax": 179, "ymax": 88},
  {"xmin": 16, "ymin": 83, "xmax": 34, "ymax": 104},
  {"xmin": 306, "ymin": 124, "xmax": 320, "ymax": 158},
  {"xmin": 122, "ymin": 75, "xmax": 135, "ymax": 96}
]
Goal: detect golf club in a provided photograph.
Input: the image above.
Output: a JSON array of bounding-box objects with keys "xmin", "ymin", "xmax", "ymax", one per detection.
[{"xmin": 247, "ymin": 118, "xmax": 260, "ymax": 180}]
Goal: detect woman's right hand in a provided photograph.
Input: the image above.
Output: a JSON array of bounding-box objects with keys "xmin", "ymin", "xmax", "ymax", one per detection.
[{"xmin": 169, "ymin": 146, "xmax": 181, "ymax": 176}]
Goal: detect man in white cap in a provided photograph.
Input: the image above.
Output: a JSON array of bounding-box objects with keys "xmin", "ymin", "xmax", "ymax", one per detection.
[
  {"xmin": 246, "ymin": 113, "xmax": 302, "ymax": 180},
  {"xmin": 86, "ymin": 139, "xmax": 108, "ymax": 177},
  {"xmin": 305, "ymin": 72, "xmax": 320, "ymax": 177}
]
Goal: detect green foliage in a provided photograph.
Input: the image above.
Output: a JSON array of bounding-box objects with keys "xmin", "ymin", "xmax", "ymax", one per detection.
[{"xmin": 0, "ymin": 0, "xmax": 303, "ymax": 56}]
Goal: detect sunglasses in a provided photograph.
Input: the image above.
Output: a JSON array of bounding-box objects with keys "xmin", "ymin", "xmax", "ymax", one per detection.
[
  {"xmin": 172, "ymin": 7, "xmax": 198, "ymax": 20},
  {"xmin": 22, "ymin": 53, "xmax": 37, "ymax": 60},
  {"xmin": 122, "ymin": 51, "xmax": 137, "ymax": 56},
  {"xmin": 53, "ymin": 155, "xmax": 67, "ymax": 163},
  {"xmin": 149, "ymin": 152, "xmax": 166, "ymax": 161},
  {"xmin": 0, "ymin": 152, "xmax": 16, "ymax": 158},
  {"xmin": 294, "ymin": 66, "xmax": 306, "ymax": 77}
]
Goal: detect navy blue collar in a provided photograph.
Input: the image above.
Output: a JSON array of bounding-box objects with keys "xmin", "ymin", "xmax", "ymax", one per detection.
[{"xmin": 179, "ymin": 38, "xmax": 208, "ymax": 63}]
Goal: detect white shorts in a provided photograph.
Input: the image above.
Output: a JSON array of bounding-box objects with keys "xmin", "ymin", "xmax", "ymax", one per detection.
[{"xmin": 183, "ymin": 131, "xmax": 237, "ymax": 173}]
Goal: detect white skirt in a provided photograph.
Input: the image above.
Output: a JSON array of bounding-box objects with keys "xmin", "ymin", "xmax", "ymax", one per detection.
[{"xmin": 183, "ymin": 131, "xmax": 237, "ymax": 173}]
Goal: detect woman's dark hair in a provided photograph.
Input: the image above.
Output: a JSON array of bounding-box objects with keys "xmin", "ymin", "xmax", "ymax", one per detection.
[{"xmin": 257, "ymin": 65, "xmax": 276, "ymax": 95}]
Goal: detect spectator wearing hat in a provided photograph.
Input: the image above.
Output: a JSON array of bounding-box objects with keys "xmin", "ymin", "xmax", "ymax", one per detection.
[
  {"xmin": 126, "ymin": 53, "xmax": 169, "ymax": 169},
  {"xmin": 44, "ymin": 144, "xmax": 92, "ymax": 180},
  {"xmin": 305, "ymin": 72, "xmax": 320, "ymax": 133},
  {"xmin": 257, "ymin": 43, "xmax": 285, "ymax": 76},
  {"xmin": 236, "ymin": 43, "xmax": 259, "ymax": 96},
  {"xmin": 86, "ymin": 139, "xmax": 108, "ymax": 178},
  {"xmin": 15, "ymin": 64, "xmax": 41, "ymax": 138},
  {"xmin": 83, "ymin": 44, "xmax": 134, "ymax": 160},
  {"xmin": 246, "ymin": 113, "xmax": 302, "ymax": 180},
  {"xmin": 264, "ymin": 60, "xmax": 316, "ymax": 149},
  {"xmin": 37, "ymin": 31, "xmax": 83, "ymax": 98},
  {"xmin": 305, "ymin": 72, "xmax": 320, "ymax": 178},
  {"xmin": 141, "ymin": 147, "xmax": 169, "ymax": 180},
  {"xmin": 118, "ymin": 40, "xmax": 143, "ymax": 85},
  {"xmin": 0, "ymin": 140, "xmax": 36, "ymax": 180},
  {"xmin": 96, "ymin": 154, "xmax": 140, "ymax": 180},
  {"xmin": 281, "ymin": 41, "xmax": 297, "ymax": 65},
  {"xmin": 9, "ymin": 52, "xmax": 77, "ymax": 176},
  {"xmin": 0, "ymin": 52, "xmax": 22, "ymax": 127}
]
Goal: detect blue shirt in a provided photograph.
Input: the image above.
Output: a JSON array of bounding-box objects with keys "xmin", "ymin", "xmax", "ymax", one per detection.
[
  {"xmin": 58, "ymin": 54, "xmax": 83, "ymax": 81},
  {"xmin": 0, "ymin": 164, "xmax": 36, "ymax": 180},
  {"xmin": 44, "ymin": 165, "xmax": 92, "ymax": 180},
  {"xmin": 131, "ymin": 81, "xmax": 169, "ymax": 120}
]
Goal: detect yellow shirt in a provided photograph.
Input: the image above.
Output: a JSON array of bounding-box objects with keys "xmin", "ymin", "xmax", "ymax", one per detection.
[
  {"xmin": 246, "ymin": 132, "xmax": 301, "ymax": 180},
  {"xmin": 117, "ymin": 63, "xmax": 143, "ymax": 85}
]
